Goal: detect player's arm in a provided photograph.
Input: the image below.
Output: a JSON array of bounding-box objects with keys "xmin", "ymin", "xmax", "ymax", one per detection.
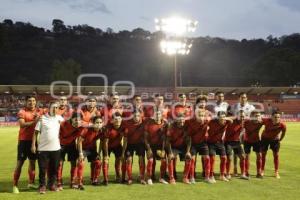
[
  {"xmin": 77, "ymin": 136, "xmax": 84, "ymax": 162},
  {"xmin": 19, "ymin": 117, "xmax": 39, "ymax": 128},
  {"xmin": 144, "ymin": 131, "xmax": 152, "ymax": 158},
  {"xmin": 31, "ymin": 130, "xmax": 39, "ymax": 154},
  {"xmin": 279, "ymin": 126, "xmax": 286, "ymax": 141},
  {"xmin": 103, "ymin": 138, "xmax": 109, "ymax": 158},
  {"xmin": 122, "ymin": 136, "xmax": 127, "ymax": 160}
]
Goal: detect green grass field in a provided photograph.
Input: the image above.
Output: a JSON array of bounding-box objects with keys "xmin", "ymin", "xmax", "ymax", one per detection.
[{"xmin": 0, "ymin": 123, "xmax": 300, "ymax": 200}]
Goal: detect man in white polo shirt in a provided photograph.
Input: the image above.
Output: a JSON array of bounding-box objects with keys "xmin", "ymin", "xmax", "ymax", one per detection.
[
  {"xmin": 31, "ymin": 102, "xmax": 64, "ymax": 194},
  {"xmin": 213, "ymin": 91, "xmax": 229, "ymax": 116}
]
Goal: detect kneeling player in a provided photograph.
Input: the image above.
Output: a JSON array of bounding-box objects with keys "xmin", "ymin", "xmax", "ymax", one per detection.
[
  {"xmin": 225, "ymin": 110, "xmax": 248, "ymax": 180},
  {"xmin": 261, "ymin": 111, "xmax": 286, "ymax": 179},
  {"xmin": 77, "ymin": 116, "xmax": 104, "ymax": 190},
  {"xmin": 144, "ymin": 111, "xmax": 169, "ymax": 185},
  {"xmin": 166, "ymin": 114, "xmax": 187, "ymax": 184},
  {"xmin": 122, "ymin": 111, "xmax": 146, "ymax": 185}
]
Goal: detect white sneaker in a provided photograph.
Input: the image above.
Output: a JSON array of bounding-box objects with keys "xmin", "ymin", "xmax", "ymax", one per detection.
[
  {"xmin": 189, "ymin": 178, "xmax": 196, "ymax": 184},
  {"xmin": 159, "ymin": 178, "xmax": 169, "ymax": 184},
  {"xmin": 147, "ymin": 179, "xmax": 153, "ymax": 185},
  {"xmin": 225, "ymin": 174, "xmax": 232, "ymax": 180},
  {"xmin": 240, "ymin": 174, "xmax": 249, "ymax": 180},
  {"xmin": 220, "ymin": 175, "xmax": 229, "ymax": 182},
  {"xmin": 204, "ymin": 178, "xmax": 214, "ymax": 184},
  {"xmin": 210, "ymin": 176, "xmax": 217, "ymax": 183}
]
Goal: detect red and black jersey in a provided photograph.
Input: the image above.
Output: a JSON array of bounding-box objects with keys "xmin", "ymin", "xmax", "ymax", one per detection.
[
  {"xmin": 79, "ymin": 106, "xmax": 101, "ymax": 126},
  {"xmin": 105, "ymin": 122, "xmax": 126, "ymax": 149},
  {"xmin": 225, "ymin": 119, "xmax": 243, "ymax": 142},
  {"xmin": 81, "ymin": 127, "xmax": 104, "ymax": 150},
  {"xmin": 57, "ymin": 106, "xmax": 73, "ymax": 120},
  {"xmin": 172, "ymin": 104, "xmax": 193, "ymax": 119},
  {"xmin": 244, "ymin": 120, "xmax": 263, "ymax": 143},
  {"xmin": 167, "ymin": 123, "xmax": 186, "ymax": 148},
  {"xmin": 207, "ymin": 119, "xmax": 231, "ymax": 143},
  {"xmin": 123, "ymin": 119, "xmax": 144, "ymax": 144},
  {"xmin": 17, "ymin": 107, "xmax": 44, "ymax": 141},
  {"xmin": 186, "ymin": 118, "xmax": 209, "ymax": 144},
  {"xmin": 261, "ymin": 118, "xmax": 286, "ymax": 140},
  {"xmin": 101, "ymin": 104, "xmax": 124, "ymax": 123},
  {"xmin": 122, "ymin": 106, "xmax": 145, "ymax": 120},
  {"xmin": 144, "ymin": 119, "xmax": 167, "ymax": 145},
  {"xmin": 144, "ymin": 105, "xmax": 170, "ymax": 120},
  {"xmin": 59, "ymin": 120, "xmax": 84, "ymax": 146}
]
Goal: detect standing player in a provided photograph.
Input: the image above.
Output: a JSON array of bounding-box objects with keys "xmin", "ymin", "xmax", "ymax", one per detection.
[
  {"xmin": 102, "ymin": 94, "xmax": 124, "ymax": 123},
  {"xmin": 231, "ymin": 92, "xmax": 255, "ymax": 176},
  {"xmin": 57, "ymin": 96, "xmax": 73, "ymax": 120},
  {"xmin": 213, "ymin": 91, "xmax": 229, "ymax": 115},
  {"xmin": 207, "ymin": 111, "xmax": 232, "ymax": 182},
  {"xmin": 144, "ymin": 111, "xmax": 169, "ymax": 185},
  {"xmin": 57, "ymin": 113, "xmax": 84, "ymax": 190},
  {"xmin": 243, "ymin": 111, "xmax": 264, "ymax": 178},
  {"xmin": 261, "ymin": 111, "xmax": 286, "ymax": 179},
  {"xmin": 144, "ymin": 94, "xmax": 170, "ymax": 121},
  {"xmin": 80, "ymin": 96, "xmax": 101, "ymax": 127},
  {"xmin": 224, "ymin": 110, "xmax": 248, "ymax": 180},
  {"xmin": 77, "ymin": 116, "xmax": 104, "ymax": 190},
  {"xmin": 12, "ymin": 95, "xmax": 43, "ymax": 194},
  {"xmin": 166, "ymin": 114, "xmax": 188, "ymax": 184},
  {"xmin": 103, "ymin": 112, "xmax": 125, "ymax": 184},
  {"xmin": 122, "ymin": 111, "xmax": 146, "ymax": 185},
  {"xmin": 186, "ymin": 109, "xmax": 212, "ymax": 184}
]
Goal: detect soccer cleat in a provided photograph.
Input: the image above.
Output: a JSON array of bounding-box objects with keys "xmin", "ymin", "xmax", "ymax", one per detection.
[
  {"xmin": 28, "ymin": 183, "xmax": 39, "ymax": 189},
  {"xmin": 225, "ymin": 174, "xmax": 232, "ymax": 180},
  {"xmin": 240, "ymin": 174, "xmax": 250, "ymax": 180},
  {"xmin": 102, "ymin": 180, "xmax": 108, "ymax": 186},
  {"xmin": 189, "ymin": 178, "xmax": 196, "ymax": 184},
  {"xmin": 92, "ymin": 181, "xmax": 100, "ymax": 186},
  {"xmin": 147, "ymin": 179, "xmax": 153, "ymax": 185},
  {"xmin": 159, "ymin": 178, "xmax": 169, "ymax": 184},
  {"xmin": 78, "ymin": 185, "xmax": 85, "ymax": 190},
  {"xmin": 39, "ymin": 186, "xmax": 46, "ymax": 194},
  {"xmin": 182, "ymin": 178, "xmax": 191, "ymax": 184},
  {"xmin": 12, "ymin": 186, "xmax": 20, "ymax": 194},
  {"xmin": 209, "ymin": 176, "xmax": 217, "ymax": 183},
  {"xmin": 140, "ymin": 180, "xmax": 147, "ymax": 185},
  {"xmin": 261, "ymin": 171, "xmax": 264, "ymax": 177},
  {"xmin": 49, "ymin": 185, "xmax": 59, "ymax": 192},
  {"xmin": 70, "ymin": 183, "xmax": 78, "ymax": 189},
  {"xmin": 169, "ymin": 178, "xmax": 176, "ymax": 185},
  {"xmin": 275, "ymin": 172, "xmax": 280, "ymax": 179},
  {"xmin": 128, "ymin": 179, "xmax": 133, "ymax": 185},
  {"xmin": 57, "ymin": 185, "xmax": 63, "ymax": 191},
  {"xmin": 204, "ymin": 178, "xmax": 214, "ymax": 184},
  {"xmin": 219, "ymin": 176, "xmax": 229, "ymax": 182},
  {"xmin": 256, "ymin": 174, "xmax": 263, "ymax": 179}
]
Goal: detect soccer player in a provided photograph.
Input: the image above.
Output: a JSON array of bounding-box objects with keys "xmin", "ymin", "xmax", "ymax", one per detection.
[
  {"xmin": 77, "ymin": 116, "xmax": 104, "ymax": 190},
  {"xmin": 12, "ymin": 95, "xmax": 43, "ymax": 194},
  {"xmin": 57, "ymin": 96, "xmax": 73, "ymax": 120},
  {"xmin": 231, "ymin": 92, "xmax": 255, "ymax": 175},
  {"xmin": 207, "ymin": 111, "xmax": 232, "ymax": 182},
  {"xmin": 57, "ymin": 112, "xmax": 84, "ymax": 190},
  {"xmin": 80, "ymin": 96, "xmax": 101, "ymax": 127},
  {"xmin": 103, "ymin": 112, "xmax": 125, "ymax": 184},
  {"xmin": 144, "ymin": 94, "xmax": 170, "ymax": 121},
  {"xmin": 186, "ymin": 109, "xmax": 212, "ymax": 184},
  {"xmin": 261, "ymin": 111, "xmax": 286, "ymax": 179},
  {"xmin": 172, "ymin": 94, "xmax": 193, "ymax": 120},
  {"xmin": 213, "ymin": 91, "xmax": 229, "ymax": 115},
  {"xmin": 32, "ymin": 102, "xmax": 64, "ymax": 194},
  {"xmin": 144, "ymin": 111, "xmax": 169, "ymax": 185},
  {"xmin": 122, "ymin": 111, "xmax": 146, "ymax": 184},
  {"xmin": 224, "ymin": 110, "xmax": 248, "ymax": 180},
  {"xmin": 123, "ymin": 95, "xmax": 145, "ymax": 120},
  {"xmin": 102, "ymin": 94, "xmax": 124, "ymax": 123},
  {"xmin": 166, "ymin": 113, "xmax": 188, "ymax": 184},
  {"xmin": 243, "ymin": 111, "xmax": 264, "ymax": 178}
]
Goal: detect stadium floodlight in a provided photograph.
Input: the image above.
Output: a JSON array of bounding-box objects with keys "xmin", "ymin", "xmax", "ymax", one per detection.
[{"xmin": 155, "ymin": 16, "xmax": 198, "ymax": 36}]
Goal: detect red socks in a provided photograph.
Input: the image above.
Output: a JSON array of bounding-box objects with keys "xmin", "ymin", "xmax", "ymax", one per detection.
[
  {"xmin": 220, "ymin": 156, "xmax": 226, "ymax": 176},
  {"xmin": 204, "ymin": 156, "xmax": 210, "ymax": 179},
  {"xmin": 189, "ymin": 158, "xmax": 195, "ymax": 179},
  {"xmin": 160, "ymin": 159, "xmax": 167, "ymax": 179},
  {"xmin": 274, "ymin": 153, "xmax": 279, "ymax": 172},
  {"xmin": 147, "ymin": 158, "xmax": 153, "ymax": 178},
  {"xmin": 226, "ymin": 156, "xmax": 231, "ymax": 175},
  {"xmin": 92, "ymin": 160, "xmax": 102, "ymax": 182},
  {"xmin": 13, "ymin": 170, "xmax": 21, "ymax": 186},
  {"xmin": 168, "ymin": 159, "xmax": 174, "ymax": 180},
  {"xmin": 183, "ymin": 159, "xmax": 191, "ymax": 179},
  {"xmin": 209, "ymin": 156, "xmax": 215, "ymax": 177},
  {"xmin": 103, "ymin": 162, "xmax": 109, "ymax": 182},
  {"xmin": 77, "ymin": 161, "xmax": 84, "ymax": 185},
  {"xmin": 57, "ymin": 161, "xmax": 63, "ymax": 185},
  {"xmin": 70, "ymin": 165, "xmax": 77, "ymax": 184}
]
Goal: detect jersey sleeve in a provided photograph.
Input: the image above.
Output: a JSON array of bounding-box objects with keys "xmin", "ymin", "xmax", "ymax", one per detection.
[
  {"xmin": 17, "ymin": 109, "xmax": 25, "ymax": 119},
  {"xmin": 35, "ymin": 118, "xmax": 42, "ymax": 131}
]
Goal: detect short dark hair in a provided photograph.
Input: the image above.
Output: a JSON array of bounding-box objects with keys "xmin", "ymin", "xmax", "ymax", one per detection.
[
  {"xmin": 25, "ymin": 95, "xmax": 36, "ymax": 101},
  {"xmin": 272, "ymin": 110, "xmax": 281, "ymax": 116},
  {"xmin": 239, "ymin": 92, "xmax": 247, "ymax": 97},
  {"xmin": 86, "ymin": 95, "xmax": 97, "ymax": 101},
  {"xmin": 215, "ymin": 91, "xmax": 224, "ymax": 96},
  {"xmin": 112, "ymin": 112, "xmax": 122, "ymax": 119},
  {"xmin": 91, "ymin": 116, "xmax": 103, "ymax": 123},
  {"xmin": 71, "ymin": 112, "xmax": 83, "ymax": 119},
  {"xmin": 178, "ymin": 93, "xmax": 186, "ymax": 98},
  {"xmin": 196, "ymin": 95, "xmax": 208, "ymax": 104},
  {"xmin": 217, "ymin": 111, "xmax": 227, "ymax": 117}
]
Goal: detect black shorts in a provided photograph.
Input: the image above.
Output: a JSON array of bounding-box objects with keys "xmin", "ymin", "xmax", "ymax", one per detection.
[
  {"xmin": 244, "ymin": 142, "xmax": 261, "ymax": 154},
  {"xmin": 225, "ymin": 141, "xmax": 244, "ymax": 156},
  {"xmin": 191, "ymin": 142, "xmax": 209, "ymax": 156},
  {"xmin": 149, "ymin": 144, "xmax": 165, "ymax": 160},
  {"xmin": 170, "ymin": 146, "xmax": 186, "ymax": 161},
  {"xmin": 208, "ymin": 143, "xmax": 226, "ymax": 156},
  {"xmin": 83, "ymin": 149, "xmax": 99, "ymax": 162},
  {"xmin": 126, "ymin": 143, "xmax": 145, "ymax": 157},
  {"xmin": 60, "ymin": 144, "xmax": 78, "ymax": 161},
  {"xmin": 261, "ymin": 140, "xmax": 280, "ymax": 152},
  {"xmin": 17, "ymin": 140, "xmax": 37, "ymax": 161},
  {"xmin": 108, "ymin": 145, "xmax": 123, "ymax": 158}
]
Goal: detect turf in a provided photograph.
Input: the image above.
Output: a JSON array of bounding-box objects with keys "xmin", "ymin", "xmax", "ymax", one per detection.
[{"xmin": 0, "ymin": 123, "xmax": 299, "ymax": 200}]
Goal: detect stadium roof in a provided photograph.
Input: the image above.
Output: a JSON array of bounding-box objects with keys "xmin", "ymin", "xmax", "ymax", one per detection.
[{"xmin": 0, "ymin": 85, "xmax": 299, "ymax": 95}]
